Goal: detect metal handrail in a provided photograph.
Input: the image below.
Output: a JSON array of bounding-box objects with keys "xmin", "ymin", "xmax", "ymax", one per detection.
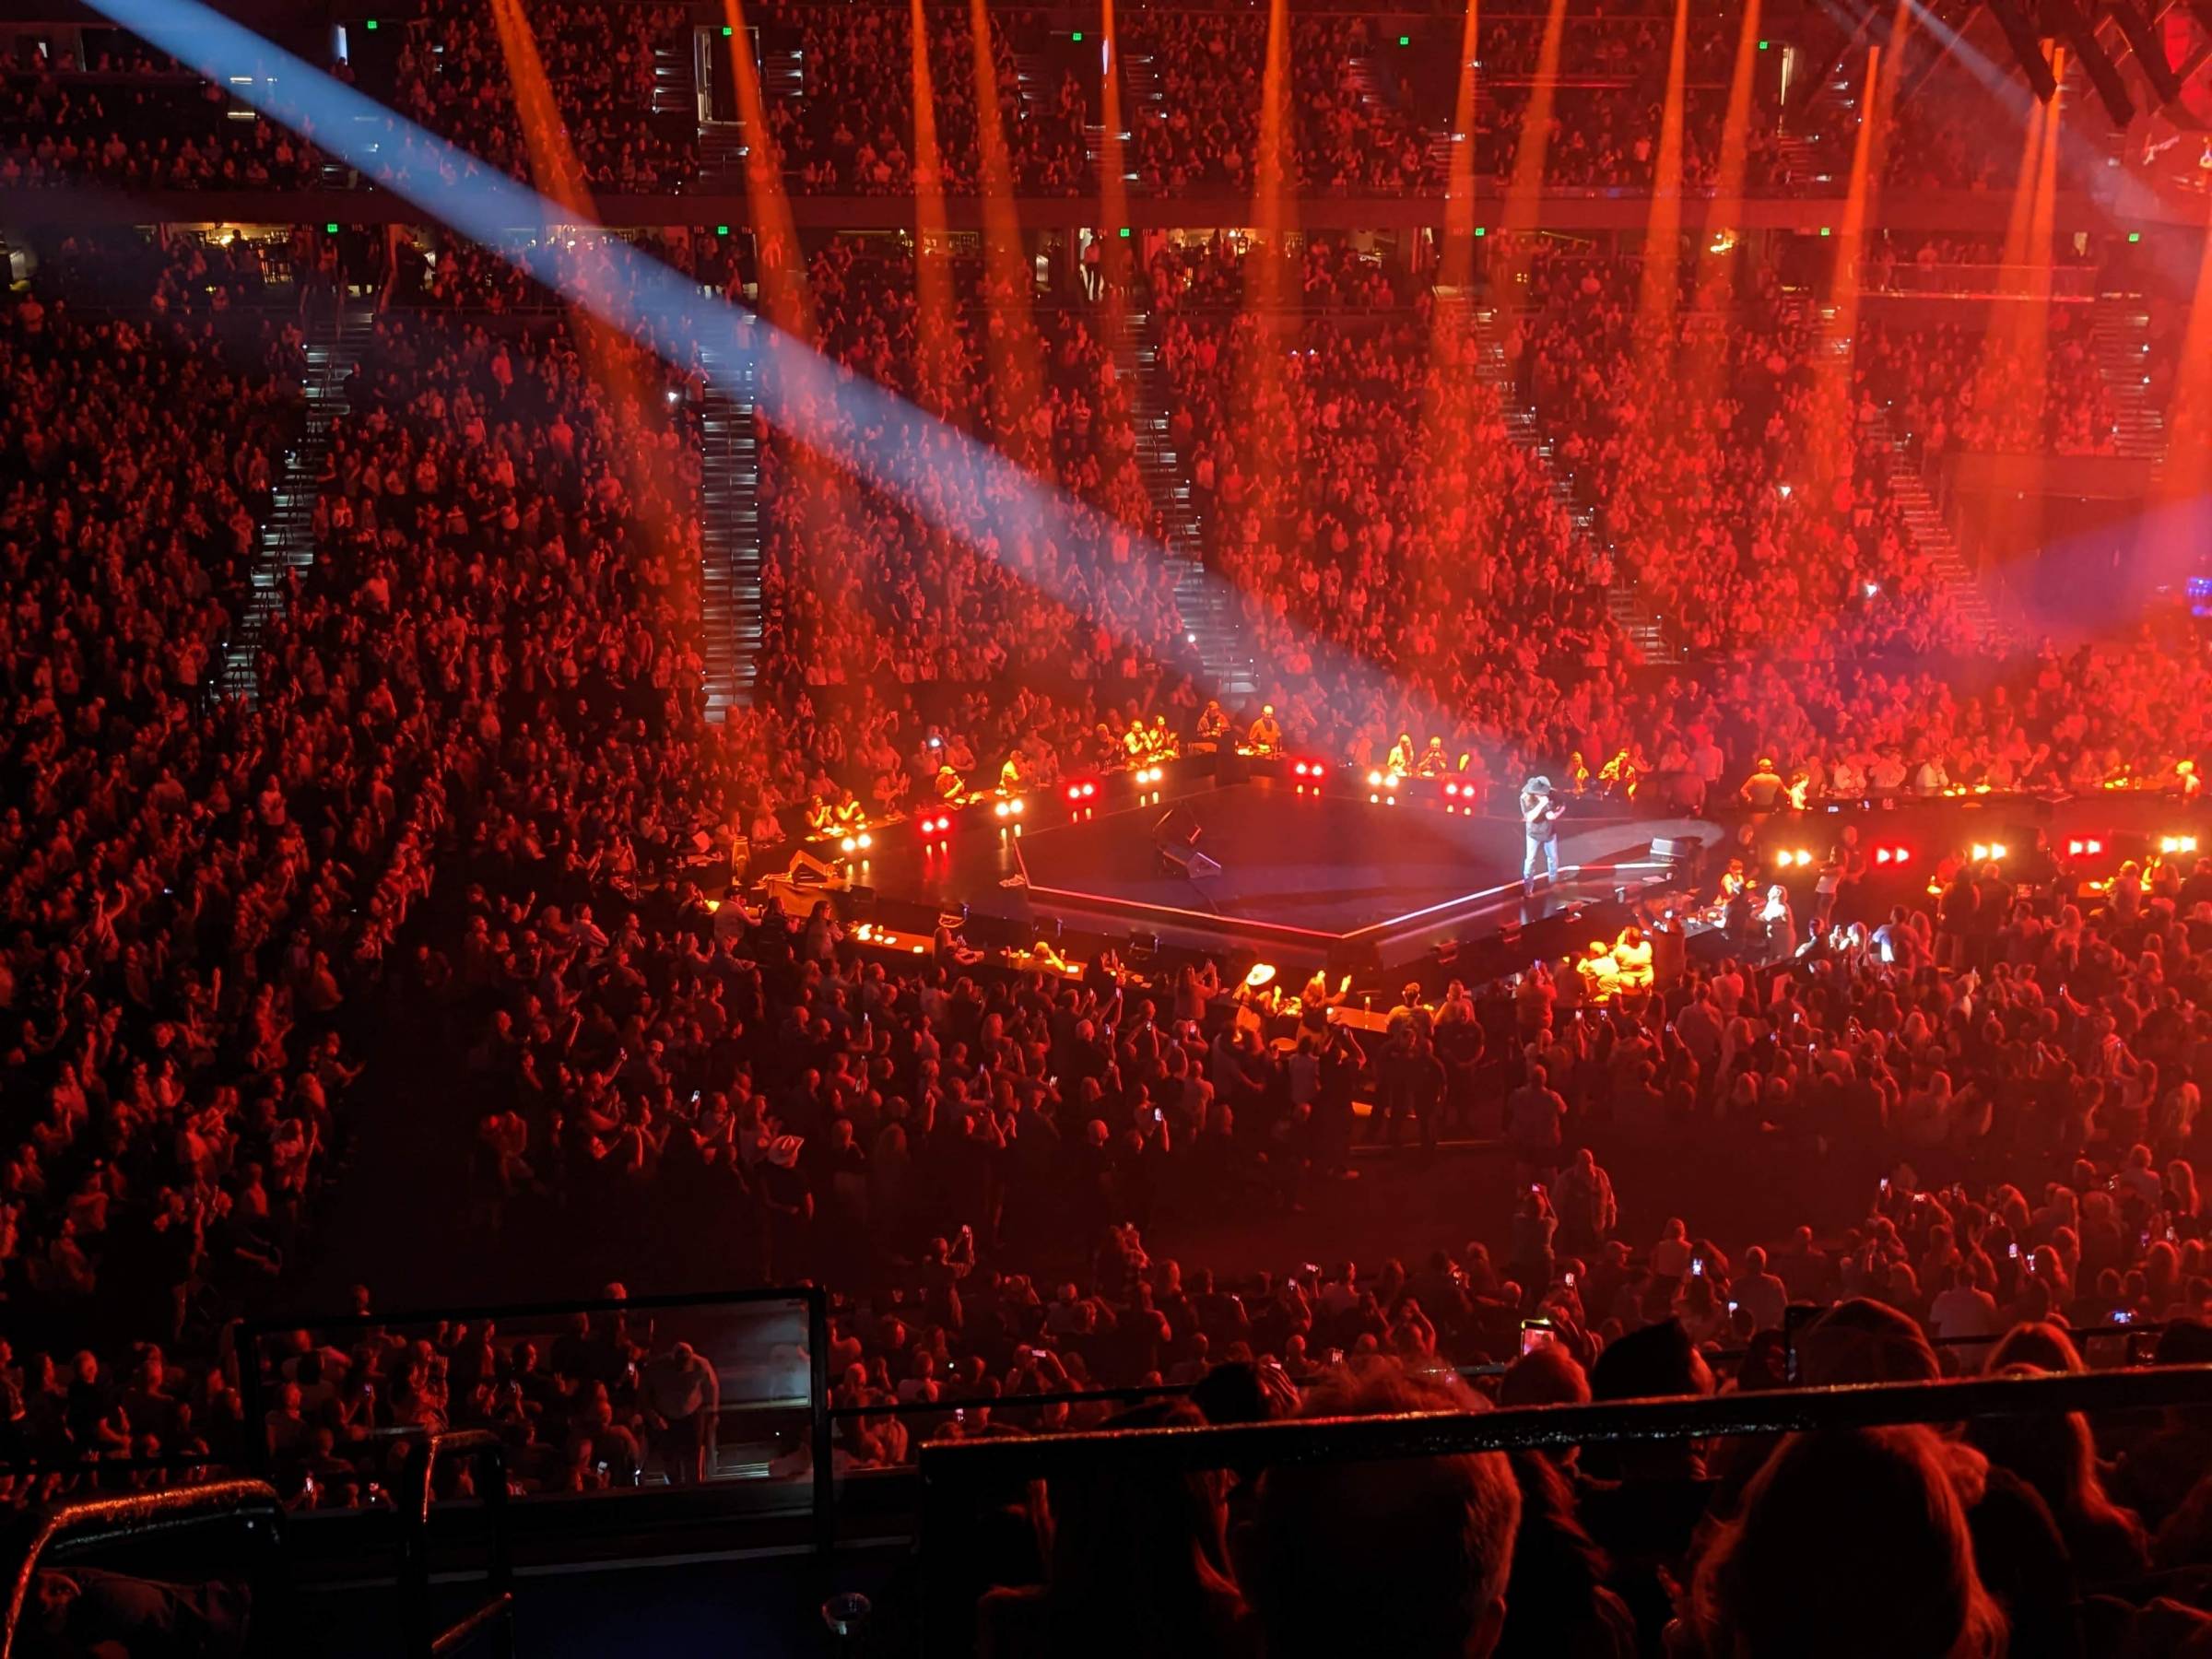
[
  {"xmin": 0, "ymin": 1479, "xmax": 284, "ymax": 1659},
  {"xmin": 399, "ymin": 1430, "xmax": 513, "ymax": 1659},
  {"xmin": 917, "ymin": 1360, "xmax": 2212, "ymax": 1489}
]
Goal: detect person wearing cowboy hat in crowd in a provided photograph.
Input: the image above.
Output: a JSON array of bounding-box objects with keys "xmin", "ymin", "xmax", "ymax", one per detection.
[{"xmin": 1521, "ymin": 777, "xmax": 1567, "ymax": 895}]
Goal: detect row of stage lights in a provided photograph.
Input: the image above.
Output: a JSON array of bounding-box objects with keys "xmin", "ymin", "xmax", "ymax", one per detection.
[
  {"xmin": 1768, "ymin": 834, "xmax": 2195, "ymax": 877},
  {"xmin": 1773, "ymin": 843, "xmax": 1913, "ymax": 868}
]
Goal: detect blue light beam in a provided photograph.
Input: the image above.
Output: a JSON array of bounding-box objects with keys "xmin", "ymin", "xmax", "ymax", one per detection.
[{"xmin": 85, "ymin": 0, "xmax": 1502, "ymax": 768}]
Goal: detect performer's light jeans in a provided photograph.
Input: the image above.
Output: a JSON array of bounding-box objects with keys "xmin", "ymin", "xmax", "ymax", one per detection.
[{"xmin": 1524, "ymin": 836, "xmax": 1559, "ymax": 887}]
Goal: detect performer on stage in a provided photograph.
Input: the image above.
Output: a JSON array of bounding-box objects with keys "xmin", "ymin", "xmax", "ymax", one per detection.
[{"xmin": 1521, "ymin": 776, "xmax": 1566, "ymax": 894}]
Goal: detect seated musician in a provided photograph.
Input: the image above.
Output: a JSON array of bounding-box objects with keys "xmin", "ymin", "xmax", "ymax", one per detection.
[
  {"xmin": 1385, "ymin": 732, "xmax": 1417, "ymax": 778},
  {"xmin": 1124, "ymin": 722, "xmax": 1153, "ymax": 768},
  {"xmin": 831, "ymin": 794, "xmax": 867, "ymax": 833},
  {"xmin": 1246, "ymin": 703, "xmax": 1283, "ymax": 757},
  {"xmin": 1576, "ymin": 940, "xmax": 1620, "ymax": 1005},
  {"xmin": 1612, "ymin": 924, "xmax": 1654, "ymax": 993},
  {"xmin": 935, "ymin": 763, "xmax": 967, "ymax": 801},
  {"xmin": 1416, "ymin": 736, "xmax": 1451, "ymax": 779},
  {"xmin": 1147, "ymin": 714, "xmax": 1178, "ymax": 761},
  {"xmin": 1298, "ymin": 970, "xmax": 1353, "ymax": 1031},
  {"xmin": 804, "ymin": 794, "xmax": 838, "ymax": 839},
  {"xmin": 999, "ymin": 747, "xmax": 1030, "ymax": 794},
  {"xmin": 1192, "ymin": 700, "xmax": 1230, "ymax": 753},
  {"xmin": 933, "ymin": 907, "xmax": 984, "ymax": 967},
  {"xmin": 1596, "ymin": 747, "xmax": 1641, "ymax": 798},
  {"xmin": 752, "ymin": 847, "xmax": 850, "ymax": 912}
]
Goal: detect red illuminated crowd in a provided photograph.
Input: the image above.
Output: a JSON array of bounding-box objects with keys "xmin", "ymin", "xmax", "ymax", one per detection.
[
  {"xmin": 6, "ymin": 6, "xmax": 2212, "ymax": 1647},
  {"xmin": 0, "ymin": 2, "xmax": 2103, "ymax": 197}
]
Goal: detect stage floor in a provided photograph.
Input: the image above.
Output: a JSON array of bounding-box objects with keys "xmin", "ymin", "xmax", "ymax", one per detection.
[
  {"xmin": 837, "ymin": 761, "xmax": 1710, "ymax": 976},
  {"xmin": 1016, "ymin": 783, "xmax": 1524, "ymax": 940}
]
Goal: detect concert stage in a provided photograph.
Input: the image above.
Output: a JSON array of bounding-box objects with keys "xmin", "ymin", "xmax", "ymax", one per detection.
[{"xmin": 838, "ymin": 759, "xmax": 1708, "ymax": 979}]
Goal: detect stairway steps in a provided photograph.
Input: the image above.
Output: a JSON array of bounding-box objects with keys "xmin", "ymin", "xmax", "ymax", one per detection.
[
  {"xmin": 226, "ymin": 300, "xmax": 371, "ymax": 701},
  {"xmin": 699, "ymin": 316, "xmax": 763, "ymax": 717},
  {"xmin": 1112, "ymin": 309, "xmax": 1256, "ymax": 697}
]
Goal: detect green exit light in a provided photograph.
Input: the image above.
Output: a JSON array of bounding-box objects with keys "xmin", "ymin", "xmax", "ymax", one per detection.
[
  {"xmin": 1819, "ymin": 225, "xmax": 1831, "ymax": 237},
  {"xmin": 1474, "ymin": 225, "xmax": 1487, "ymax": 237},
  {"xmin": 363, "ymin": 17, "xmax": 377, "ymax": 28},
  {"xmin": 1071, "ymin": 30, "xmax": 1083, "ymax": 41},
  {"xmin": 1118, "ymin": 227, "xmax": 1132, "ymax": 239},
  {"xmin": 1398, "ymin": 34, "xmax": 1411, "ymax": 46},
  {"xmin": 716, "ymin": 224, "xmax": 730, "ymax": 236},
  {"xmin": 2128, "ymin": 230, "xmax": 2143, "ymax": 243},
  {"xmin": 325, "ymin": 222, "xmax": 339, "ymax": 233},
  {"xmin": 721, "ymin": 23, "xmax": 732, "ymax": 34},
  {"xmin": 1759, "ymin": 38, "xmax": 1770, "ymax": 50}
]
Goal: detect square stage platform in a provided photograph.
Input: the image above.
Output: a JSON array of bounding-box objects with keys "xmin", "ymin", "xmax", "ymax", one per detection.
[{"xmin": 1014, "ymin": 779, "xmax": 1624, "ymax": 962}]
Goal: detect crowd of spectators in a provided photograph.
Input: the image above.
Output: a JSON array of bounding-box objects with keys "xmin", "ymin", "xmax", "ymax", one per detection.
[
  {"xmin": 1861, "ymin": 309, "xmax": 2128, "ymax": 463},
  {"xmin": 0, "ymin": 258, "xmax": 372, "ymax": 1491},
  {"xmin": 750, "ymin": 236, "xmax": 1191, "ymax": 747},
  {"xmin": 1519, "ymin": 244, "xmax": 1972, "ymax": 656},
  {"xmin": 0, "ymin": 4, "xmax": 2085, "ymax": 198},
  {"xmin": 759, "ymin": 5, "xmax": 1088, "ymax": 197},
  {"xmin": 5, "ymin": 150, "xmax": 2212, "ymax": 1659},
  {"xmin": 393, "ymin": 0, "xmax": 697, "ymax": 193},
  {"xmin": 0, "ymin": 38, "xmax": 335, "ymax": 190},
  {"xmin": 915, "ymin": 844, "xmax": 2212, "ymax": 1653}
]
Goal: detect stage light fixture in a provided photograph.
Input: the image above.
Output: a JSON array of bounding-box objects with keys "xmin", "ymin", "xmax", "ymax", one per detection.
[
  {"xmin": 2067, "ymin": 837, "xmax": 2106, "ymax": 856},
  {"xmin": 2108, "ymin": 0, "xmax": 2183, "ymax": 107},
  {"xmin": 1985, "ymin": 0, "xmax": 2060, "ymax": 101},
  {"xmin": 2043, "ymin": 0, "xmax": 2136, "ymax": 125},
  {"xmin": 1970, "ymin": 841, "xmax": 2009, "ymax": 862},
  {"xmin": 2162, "ymin": 834, "xmax": 2200, "ymax": 854},
  {"xmin": 1367, "ymin": 770, "xmax": 1385, "ymax": 787}
]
